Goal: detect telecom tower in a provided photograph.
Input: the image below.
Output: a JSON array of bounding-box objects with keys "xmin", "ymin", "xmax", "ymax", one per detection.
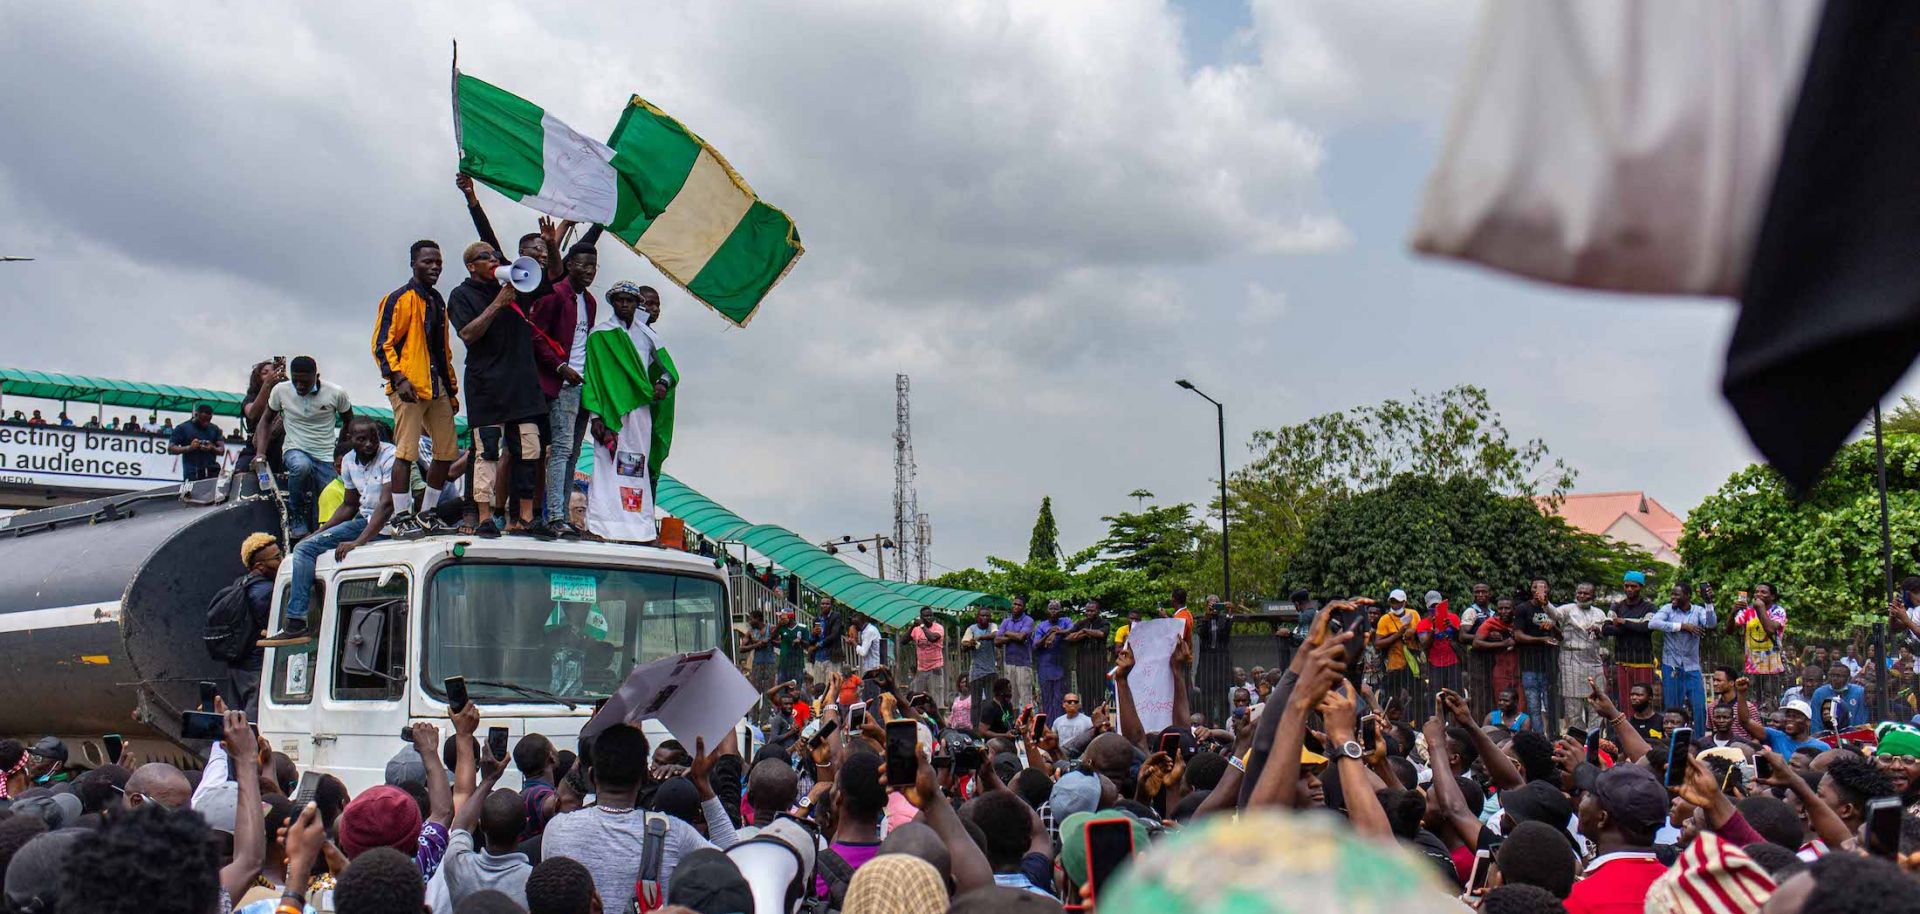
[{"xmin": 893, "ymin": 374, "xmax": 930, "ymax": 582}]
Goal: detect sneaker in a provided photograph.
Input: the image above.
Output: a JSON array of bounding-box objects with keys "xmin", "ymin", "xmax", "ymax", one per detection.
[
  {"xmin": 417, "ymin": 512, "xmax": 454, "ymax": 535},
  {"xmin": 546, "ymin": 520, "xmax": 584, "ymax": 540},
  {"xmin": 258, "ymin": 619, "xmax": 312, "ymax": 647},
  {"xmin": 388, "ymin": 510, "xmax": 425, "ymax": 540},
  {"xmin": 476, "ymin": 519, "xmax": 502, "ymax": 539}
]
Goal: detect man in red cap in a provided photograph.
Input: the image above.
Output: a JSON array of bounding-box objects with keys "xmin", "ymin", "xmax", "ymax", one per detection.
[{"xmin": 339, "ymin": 722, "xmax": 455, "ymax": 878}]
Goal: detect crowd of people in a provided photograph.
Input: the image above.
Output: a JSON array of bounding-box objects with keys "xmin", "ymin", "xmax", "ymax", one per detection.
[
  {"xmin": 3, "ymin": 409, "xmax": 191, "ymax": 437},
  {"xmin": 7, "ymin": 585, "xmax": 1920, "ymax": 914}
]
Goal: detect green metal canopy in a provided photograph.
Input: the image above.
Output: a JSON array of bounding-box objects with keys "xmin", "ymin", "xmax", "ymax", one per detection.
[
  {"xmin": 0, "ymin": 366, "xmax": 462, "ymax": 432},
  {"xmin": 649, "ymin": 469, "xmax": 1009, "ymax": 625}
]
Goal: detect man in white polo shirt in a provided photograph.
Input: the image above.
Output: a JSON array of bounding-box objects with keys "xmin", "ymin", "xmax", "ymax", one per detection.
[{"xmin": 254, "ymin": 355, "xmax": 354, "ymax": 538}]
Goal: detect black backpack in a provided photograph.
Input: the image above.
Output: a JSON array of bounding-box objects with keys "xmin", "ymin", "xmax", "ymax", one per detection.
[{"xmin": 203, "ymin": 572, "xmax": 264, "ymax": 662}]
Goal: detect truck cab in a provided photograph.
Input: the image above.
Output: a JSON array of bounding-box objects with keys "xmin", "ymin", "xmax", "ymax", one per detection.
[{"xmin": 258, "ymin": 535, "xmax": 732, "ymax": 794}]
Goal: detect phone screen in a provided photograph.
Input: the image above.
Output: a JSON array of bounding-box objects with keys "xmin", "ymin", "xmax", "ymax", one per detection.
[
  {"xmin": 1566, "ymin": 726, "xmax": 1588, "ymax": 745},
  {"xmin": 1664, "ymin": 727, "xmax": 1693, "ymax": 788},
  {"xmin": 102, "ymin": 734, "xmax": 123, "ymax": 766},
  {"xmin": 293, "ymin": 770, "xmax": 322, "ymax": 806},
  {"xmin": 1032, "ymin": 713, "xmax": 1049, "ymax": 735},
  {"xmin": 446, "ymin": 676, "xmax": 469, "ymax": 714},
  {"xmin": 180, "ymin": 711, "xmax": 225, "ymax": 741},
  {"xmin": 1868, "ymin": 796, "xmax": 1904, "ymax": 856},
  {"xmin": 884, "ymin": 720, "xmax": 919, "ymax": 787},
  {"xmin": 1466, "ymin": 850, "xmax": 1494, "ymax": 894},
  {"xmin": 1084, "ymin": 818, "xmax": 1136, "ymax": 899},
  {"xmin": 814, "ymin": 719, "xmax": 839, "ymax": 743},
  {"xmin": 1755, "ymin": 752, "xmax": 1775, "ymax": 781},
  {"xmin": 488, "ymin": 727, "xmax": 510, "ymax": 762},
  {"xmin": 198, "ymin": 681, "xmax": 219, "ymax": 712},
  {"xmin": 1585, "ymin": 726, "xmax": 1603, "ymax": 763},
  {"xmin": 848, "ymin": 703, "xmax": 867, "ymax": 730},
  {"xmin": 1157, "ymin": 732, "xmax": 1181, "ymax": 757}
]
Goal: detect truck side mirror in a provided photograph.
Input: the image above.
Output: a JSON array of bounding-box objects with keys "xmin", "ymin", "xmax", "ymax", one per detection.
[{"xmin": 343, "ymin": 605, "xmax": 394, "ymax": 678}]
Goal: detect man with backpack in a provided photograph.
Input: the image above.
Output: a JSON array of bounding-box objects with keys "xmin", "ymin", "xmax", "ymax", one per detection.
[{"xmin": 206, "ymin": 532, "xmax": 281, "ymax": 716}]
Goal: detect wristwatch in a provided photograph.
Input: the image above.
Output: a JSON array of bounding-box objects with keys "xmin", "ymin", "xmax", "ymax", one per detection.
[{"xmin": 1335, "ymin": 740, "xmax": 1364, "ymax": 761}]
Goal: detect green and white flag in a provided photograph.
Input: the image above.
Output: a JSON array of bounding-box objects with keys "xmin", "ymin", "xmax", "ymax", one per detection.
[
  {"xmin": 454, "ymin": 73, "xmax": 621, "ymax": 224},
  {"xmin": 453, "ymin": 73, "xmax": 804, "ymax": 327}
]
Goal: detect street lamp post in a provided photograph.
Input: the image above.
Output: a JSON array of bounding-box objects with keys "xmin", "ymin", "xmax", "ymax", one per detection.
[{"xmin": 1175, "ymin": 379, "xmax": 1230, "ymax": 605}]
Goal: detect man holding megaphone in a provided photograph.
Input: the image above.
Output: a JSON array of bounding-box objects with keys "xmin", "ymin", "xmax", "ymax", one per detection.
[{"xmin": 449, "ymin": 240, "xmax": 552, "ymax": 536}]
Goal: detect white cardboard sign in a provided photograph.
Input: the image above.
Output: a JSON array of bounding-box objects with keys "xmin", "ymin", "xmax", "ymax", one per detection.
[
  {"xmin": 1125, "ymin": 617, "xmax": 1185, "ymax": 733},
  {"xmin": 582, "ymin": 648, "xmax": 759, "ymax": 753}
]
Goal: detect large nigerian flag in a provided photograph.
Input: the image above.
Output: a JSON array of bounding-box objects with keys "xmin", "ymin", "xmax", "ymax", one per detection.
[{"xmin": 453, "ymin": 73, "xmax": 803, "ymax": 327}]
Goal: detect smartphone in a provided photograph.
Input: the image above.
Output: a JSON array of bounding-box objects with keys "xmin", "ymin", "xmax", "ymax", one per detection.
[
  {"xmin": 1157, "ymin": 731, "xmax": 1181, "ymax": 757},
  {"xmin": 180, "ymin": 710, "xmax": 225, "ymax": 741},
  {"xmin": 848, "ymin": 702, "xmax": 867, "ymax": 730},
  {"xmin": 445, "ymin": 676, "xmax": 469, "ymax": 714},
  {"xmin": 1032, "ymin": 713, "xmax": 1049, "ymax": 735},
  {"xmin": 813, "ymin": 718, "xmax": 839, "ymax": 744},
  {"xmin": 1585, "ymin": 726, "xmax": 1603, "ymax": 762},
  {"xmin": 1566, "ymin": 726, "xmax": 1589, "ymax": 745},
  {"xmin": 1821, "ymin": 699, "xmax": 1840, "ymax": 732},
  {"xmin": 102, "ymin": 734, "xmax": 123, "ymax": 766},
  {"xmin": 401, "ymin": 725, "xmax": 420, "ymax": 742},
  {"xmin": 292, "ymin": 770, "xmax": 322, "ymax": 807},
  {"xmin": 1755, "ymin": 752, "xmax": 1776, "ymax": 781},
  {"xmin": 488, "ymin": 727, "xmax": 509, "ymax": 762},
  {"xmin": 885, "ymin": 720, "xmax": 919, "ymax": 787},
  {"xmin": 198, "ymin": 681, "xmax": 219, "ymax": 712},
  {"xmin": 1361, "ymin": 718, "xmax": 1377, "ymax": 753},
  {"xmin": 1466, "ymin": 848, "xmax": 1495, "ymax": 895},
  {"xmin": 1867, "ymin": 795, "xmax": 1904, "ymax": 856},
  {"xmin": 1664, "ymin": 727, "xmax": 1693, "ymax": 788},
  {"xmin": 1084, "ymin": 817, "xmax": 1137, "ymax": 901}
]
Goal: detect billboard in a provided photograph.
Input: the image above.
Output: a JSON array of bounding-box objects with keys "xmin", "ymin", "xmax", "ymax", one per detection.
[{"xmin": 0, "ymin": 425, "xmax": 243, "ymax": 492}]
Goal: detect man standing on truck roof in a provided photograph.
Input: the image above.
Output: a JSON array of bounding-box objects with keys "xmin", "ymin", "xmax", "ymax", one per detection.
[
  {"xmin": 579, "ymin": 282, "xmax": 677, "ymax": 544},
  {"xmin": 228, "ymin": 532, "xmax": 282, "ymax": 715},
  {"xmin": 371, "ymin": 239, "xmax": 459, "ymax": 536},
  {"xmin": 261, "ymin": 416, "xmax": 397, "ymax": 646}
]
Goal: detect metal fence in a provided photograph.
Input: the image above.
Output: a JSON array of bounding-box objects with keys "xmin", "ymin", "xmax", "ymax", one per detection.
[{"xmin": 732, "ymin": 603, "xmax": 1920, "ymax": 735}]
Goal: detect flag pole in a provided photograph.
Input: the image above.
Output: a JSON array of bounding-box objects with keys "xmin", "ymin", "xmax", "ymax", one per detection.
[{"xmin": 450, "ymin": 40, "xmax": 462, "ymax": 156}]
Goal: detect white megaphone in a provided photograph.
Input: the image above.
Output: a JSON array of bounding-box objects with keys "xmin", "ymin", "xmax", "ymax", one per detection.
[
  {"xmin": 721, "ymin": 829, "xmax": 806, "ymax": 914},
  {"xmin": 494, "ymin": 256, "xmax": 541, "ymax": 293}
]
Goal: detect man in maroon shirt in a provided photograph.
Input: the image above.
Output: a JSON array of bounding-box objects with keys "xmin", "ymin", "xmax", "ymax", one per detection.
[{"xmin": 1566, "ymin": 765, "xmax": 1669, "ymax": 914}]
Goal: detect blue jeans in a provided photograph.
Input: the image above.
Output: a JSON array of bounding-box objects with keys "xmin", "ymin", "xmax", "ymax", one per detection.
[
  {"xmin": 544, "ymin": 386, "xmax": 585, "ymax": 523},
  {"xmin": 1661, "ymin": 664, "xmax": 1706, "ymax": 729},
  {"xmin": 1521, "ymin": 669, "xmax": 1551, "ymax": 732},
  {"xmin": 282, "ymin": 448, "xmax": 337, "ymax": 534},
  {"xmin": 284, "ymin": 516, "xmax": 368, "ymax": 622}
]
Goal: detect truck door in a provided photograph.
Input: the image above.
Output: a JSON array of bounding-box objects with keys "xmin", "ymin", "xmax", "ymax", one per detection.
[{"xmin": 314, "ymin": 567, "xmax": 412, "ymax": 793}]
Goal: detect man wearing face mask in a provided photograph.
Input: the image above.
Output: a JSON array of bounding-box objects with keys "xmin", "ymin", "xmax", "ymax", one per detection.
[{"xmin": 580, "ymin": 282, "xmax": 678, "ymax": 543}]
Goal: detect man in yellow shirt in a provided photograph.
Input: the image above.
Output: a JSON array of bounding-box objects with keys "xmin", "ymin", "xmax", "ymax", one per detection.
[{"xmin": 1373, "ymin": 588, "xmax": 1423, "ymax": 708}]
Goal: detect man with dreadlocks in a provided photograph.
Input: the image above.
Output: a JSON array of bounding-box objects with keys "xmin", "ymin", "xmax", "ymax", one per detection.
[{"xmin": 580, "ymin": 281, "xmax": 678, "ymax": 544}]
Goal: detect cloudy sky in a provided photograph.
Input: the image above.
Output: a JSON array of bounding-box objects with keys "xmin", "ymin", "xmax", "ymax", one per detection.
[{"xmin": 0, "ymin": 1, "xmax": 1898, "ymax": 579}]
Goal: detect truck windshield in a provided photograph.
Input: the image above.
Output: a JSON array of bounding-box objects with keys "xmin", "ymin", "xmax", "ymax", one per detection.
[{"xmin": 425, "ymin": 562, "xmax": 727, "ymax": 703}]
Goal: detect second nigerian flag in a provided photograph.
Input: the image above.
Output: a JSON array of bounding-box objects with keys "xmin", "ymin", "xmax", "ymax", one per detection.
[{"xmin": 455, "ymin": 73, "xmax": 803, "ymax": 326}]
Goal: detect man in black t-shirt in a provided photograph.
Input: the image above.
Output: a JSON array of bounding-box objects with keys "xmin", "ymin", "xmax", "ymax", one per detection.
[
  {"xmin": 1604, "ymin": 571, "xmax": 1660, "ymax": 708},
  {"xmin": 449, "ymin": 241, "xmax": 551, "ymax": 536},
  {"xmin": 975, "ymin": 677, "xmax": 1017, "ymax": 740}
]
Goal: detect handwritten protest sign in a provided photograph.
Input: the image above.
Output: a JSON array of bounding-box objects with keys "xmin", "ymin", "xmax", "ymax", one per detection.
[
  {"xmin": 1125, "ymin": 617, "xmax": 1184, "ymax": 733},
  {"xmin": 582, "ymin": 649, "xmax": 759, "ymax": 753}
]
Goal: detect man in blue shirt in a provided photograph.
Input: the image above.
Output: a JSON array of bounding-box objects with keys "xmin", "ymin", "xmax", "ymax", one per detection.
[
  {"xmin": 167, "ymin": 403, "xmax": 226, "ymax": 481},
  {"xmin": 997, "ymin": 595, "xmax": 1037, "ymax": 710},
  {"xmin": 1810, "ymin": 663, "xmax": 1869, "ymax": 729},
  {"xmin": 1649, "ymin": 582, "xmax": 1716, "ymax": 731},
  {"xmin": 1736, "ymin": 677, "xmax": 1828, "ymax": 757},
  {"xmin": 1033, "ymin": 600, "xmax": 1074, "ymax": 721}
]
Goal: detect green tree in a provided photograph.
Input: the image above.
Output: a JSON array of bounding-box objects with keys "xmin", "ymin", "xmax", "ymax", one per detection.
[
  {"xmin": 1286, "ymin": 474, "xmax": 1653, "ymax": 602},
  {"xmin": 1028, "ymin": 496, "xmax": 1061, "ymax": 568},
  {"xmin": 1681, "ymin": 435, "xmax": 1920, "ymax": 636},
  {"xmin": 1206, "ymin": 385, "xmax": 1578, "ymax": 601},
  {"xmin": 1099, "ymin": 502, "xmax": 1201, "ymax": 580},
  {"xmin": 928, "ymin": 544, "xmax": 1161, "ymax": 613},
  {"xmin": 1885, "ymin": 396, "xmax": 1920, "ymax": 436}
]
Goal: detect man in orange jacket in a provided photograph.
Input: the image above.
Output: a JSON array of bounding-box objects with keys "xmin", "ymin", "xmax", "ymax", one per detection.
[{"xmin": 372, "ymin": 240, "xmax": 460, "ymax": 531}]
